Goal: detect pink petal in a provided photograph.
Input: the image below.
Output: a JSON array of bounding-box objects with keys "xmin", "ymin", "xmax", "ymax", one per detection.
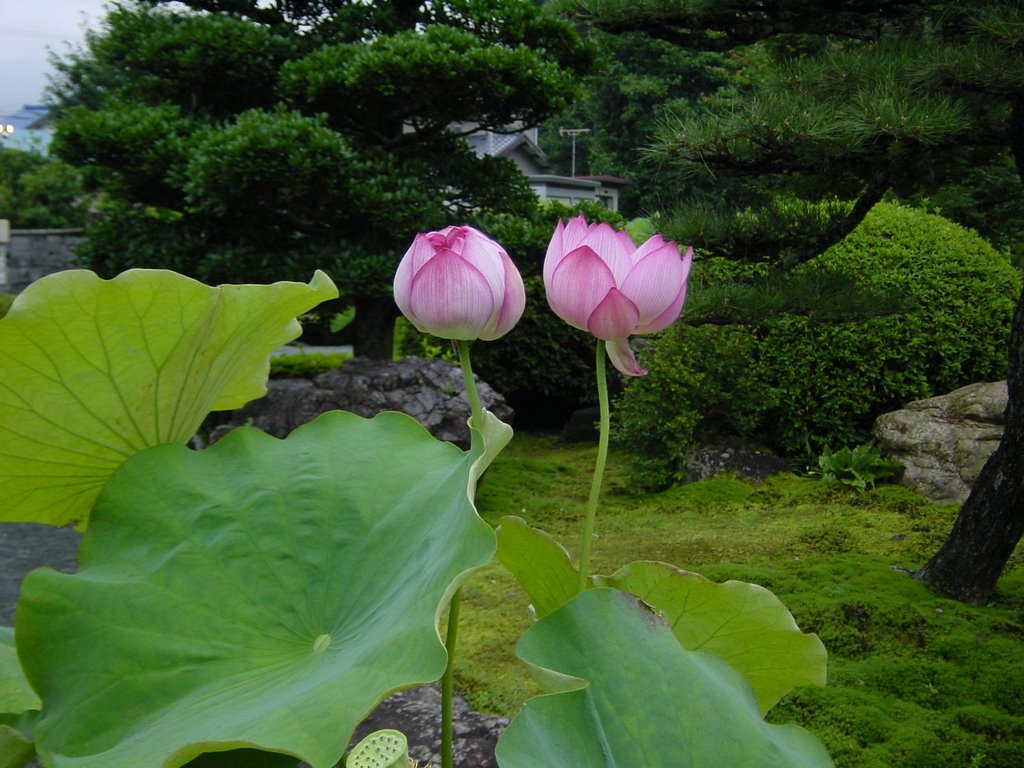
[
  {"xmin": 460, "ymin": 226, "xmax": 507, "ymax": 307},
  {"xmin": 561, "ymin": 215, "xmax": 590, "ymax": 251},
  {"xmin": 620, "ymin": 240, "xmax": 687, "ymax": 326},
  {"xmin": 394, "ymin": 233, "xmax": 437, "ymax": 320},
  {"xmin": 543, "ymin": 218, "xmax": 567, "ymax": 288},
  {"xmin": 606, "ymin": 337, "xmax": 647, "ymax": 377},
  {"xmin": 635, "ymin": 247, "xmax": 693, "ymax": 333},
  {"xmin": 482, "ymin": 252, "xmax": 526, "ymax": 340},
  {"xmin": 547, "ymin": 245, "xmax": 617, "ymax": 330},
  {"xmin": 587, "ymin": 288, "xmax": 640, "ymax": 341},
  {"xmin": 630, "ymin": 233, "xmax": 667, "ymax": 263},
  {"xmin": 581, "ymin": 222, "xmax": 633, "ymax": 284},
  {"xmin": 408, "ymin": 250, "xmax": 495, "ymax": 339}
]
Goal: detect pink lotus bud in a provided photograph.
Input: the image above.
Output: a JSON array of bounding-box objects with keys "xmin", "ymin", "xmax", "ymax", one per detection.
[
  {"xmin": 543, "ymin": 215, "xmax": 693, "ymax": 376},
  {"xmin": 394, "ymin": 225, "xmax": 526, "ymax": 341}
]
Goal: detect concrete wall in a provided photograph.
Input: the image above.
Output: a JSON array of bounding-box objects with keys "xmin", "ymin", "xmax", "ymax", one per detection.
[{"xmin": 0, "ymin": 219, "xmax": 83, "ymax": 294}]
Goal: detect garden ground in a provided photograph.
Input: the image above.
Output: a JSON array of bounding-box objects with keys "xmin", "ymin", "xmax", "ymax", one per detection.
[{"xmin": 455, "ymin": 431, "xmax": 1024, "ymax": 768}]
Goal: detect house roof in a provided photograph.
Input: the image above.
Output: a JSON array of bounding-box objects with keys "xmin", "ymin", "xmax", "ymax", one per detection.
[
  {"xmin": 466, "ymin": 130, "xmax": 552, "ymax": 173},
  {"xmin": 2, "ymin": 105, "xmax": 51, "ymax": 131},
  {"xmin": 575, "ymin": 175, "xmax": 630, "ymax": 187}
]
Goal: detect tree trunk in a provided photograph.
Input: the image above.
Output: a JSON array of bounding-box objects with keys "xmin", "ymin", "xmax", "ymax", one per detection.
[
  {"xmin": 916, "ymin": 285, "xmax": 1024, "ymax": 604},
  {"xmin": 353, "ymin": 296, "xmax": 396, "ymax": 360}
]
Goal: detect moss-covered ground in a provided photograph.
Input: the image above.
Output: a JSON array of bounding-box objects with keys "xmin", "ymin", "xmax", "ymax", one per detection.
[{"xmin": 455, "ymin": 432, "xmax": 1024, "ymax": 768}]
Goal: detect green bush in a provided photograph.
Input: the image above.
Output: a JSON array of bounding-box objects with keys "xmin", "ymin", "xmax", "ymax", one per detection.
[
  {"xmin": 268, "ymin": 352, "xmax": 348, "ymax": 379},
  {"xmin": 612, "ymin": 323, "xmax": 768, "ymax": 490},
  {"xmin": 469, "ymin": 275, "xmax": 598, "ymax": 427},
  {"xmin": 615, "ymin": 203, "xmax": 1021, "ymax": 488}
]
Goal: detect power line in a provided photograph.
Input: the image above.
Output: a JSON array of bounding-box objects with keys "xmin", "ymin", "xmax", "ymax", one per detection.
[{"xmin": 0, "ymin": 27, "xmax": 80, "ymax": 41}]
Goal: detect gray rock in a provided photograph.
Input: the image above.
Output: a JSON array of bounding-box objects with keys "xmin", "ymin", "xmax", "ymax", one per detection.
[
  {"xmin": 208, "ymin": 356, "xmax": 513, "ymax": 448},
  {"xmin": 559, "ymin": 405, "xmax": 601, "ymax": 444},
  {"xmin": 348, "ymin": 684, "xmax": 506, "ymax": 768},
  {"xmin": 0, "ymin": 523, "xmax": 81, "ymax": 625},
  {"xmin": 872, "ymin": 381, "xmax": 1007, "ymax": 503},
  {"xmin": 686, "ymin": 437, "xmax": 791, "ymax": 483}
]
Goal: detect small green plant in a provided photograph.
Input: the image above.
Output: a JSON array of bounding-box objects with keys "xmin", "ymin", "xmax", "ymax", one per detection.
[{"xmin": 809, "ymin": 443, "xmax": 903, "ymax": 491}]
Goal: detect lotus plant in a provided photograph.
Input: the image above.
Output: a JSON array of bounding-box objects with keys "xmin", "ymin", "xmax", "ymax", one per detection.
[
  {"xmin": 543, "ymin": 215, "xmax": 693, "ymax": 587},
  {"xmin": 394, "ymin": 224, "xmax": 525, "ymax": 768},
  {"xmin": 543, "ymin": 214, "xmax": 692, "ymax": 376},
  {"xmin": 394, "ymin": 225, "xmax": 525, "ymax": 342}
]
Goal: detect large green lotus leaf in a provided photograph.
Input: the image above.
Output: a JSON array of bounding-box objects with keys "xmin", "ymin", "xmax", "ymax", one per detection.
[
  {"xmin": 0, "ymin": 724, "xmax": 35, "ymax": 768},
  {"xmin": 600, "ymin": 561, "xmax": 827, "ymax": 714},
  {"xmin": 494, "ymin": 589, "xmax": 834, "ymax": 768},
  {"xmin": 0, "ymin": 629, "xmax": 39, "ymax": 716},
  {"xmin": 0, "ymin": 268, "xmax": 338, "ymax": 527},
  {"xmin": 495, "ymin": 516, "xmax": 579, "ymax": 618},
  {"xmin": 15, "ymin": 411, "xmax": 496, "ymax": 768}
]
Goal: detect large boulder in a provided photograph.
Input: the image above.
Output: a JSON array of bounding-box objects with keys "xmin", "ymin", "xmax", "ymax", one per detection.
[
  {"xmin": 208, "ymin": 356, "xmax": 513, "ymax": 448},
  {"xmin": 872, "ymin": 381, "xmax": 1007, "ymax": 503}
]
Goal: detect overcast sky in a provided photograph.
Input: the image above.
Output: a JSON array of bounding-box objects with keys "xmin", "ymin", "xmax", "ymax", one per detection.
[{"xmin": 0, "ymin": 0, "xmax": 113, "ymax": 116}]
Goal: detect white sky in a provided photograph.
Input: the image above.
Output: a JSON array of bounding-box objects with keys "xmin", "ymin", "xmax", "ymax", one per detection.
[{"xmin": 0, "ymin": 0, "xmax": 113, "ymax": 116}]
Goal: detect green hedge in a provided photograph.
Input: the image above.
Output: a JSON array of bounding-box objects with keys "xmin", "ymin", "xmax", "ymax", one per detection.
[{"xmin": 615, "ymin": 203, "xmax": 1021, "ymax": 489}]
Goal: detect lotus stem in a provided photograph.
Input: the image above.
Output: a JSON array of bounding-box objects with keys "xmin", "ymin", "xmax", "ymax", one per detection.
[
  {"xmin": 440, "ymin": 341, "xmax": 485, "ymax": 768},
  {"xmin": 577, "ymin": 339, "xmax": 610, "ymax": 593}
]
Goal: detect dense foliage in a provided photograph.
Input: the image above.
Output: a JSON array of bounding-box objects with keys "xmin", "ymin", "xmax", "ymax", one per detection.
[
  {"xmin": 0, "ymin": 148, "xmax": 86, "ymax": 229},
  {"xmin": 537, "ymin": 30, "xmax": 730, "ymax": 217},
  {"xmin": 49, "ymin": 0, "xmax": 594, "ymax": 356},
  {"xmin": 614, "ymin": 204, "xmax": 1021, "ymax": 489}
]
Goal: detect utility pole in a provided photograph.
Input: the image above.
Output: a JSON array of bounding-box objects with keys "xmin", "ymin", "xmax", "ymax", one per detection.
[{"xmin": 559, "ymin": 127, "xmax": 590, "ymax": 177}]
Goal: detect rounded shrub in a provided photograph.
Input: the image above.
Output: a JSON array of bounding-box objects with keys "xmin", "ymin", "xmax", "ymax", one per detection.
[{"xmin": 615, "ymin": 203, "xmax": 1021, "ymax": 488}]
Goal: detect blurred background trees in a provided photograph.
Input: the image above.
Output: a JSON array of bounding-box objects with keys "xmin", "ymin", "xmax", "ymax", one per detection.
[
  {"xmin": 47, "ymin": 0, "xmax": 595, "ymax": 357},
  {"xmin": 0, "ymin": 147, "xmax": 86, "ymax": 228}
]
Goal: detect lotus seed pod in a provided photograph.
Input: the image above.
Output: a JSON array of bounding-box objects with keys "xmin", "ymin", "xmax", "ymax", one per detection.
[{"xmin": 347, "ymin": 729, "xmax": 409, "ymax": 768}]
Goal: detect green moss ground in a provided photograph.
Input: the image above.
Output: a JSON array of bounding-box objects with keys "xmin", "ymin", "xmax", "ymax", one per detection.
[{"xmin": 456, "ymin": 432, "xmax": 1024, "ymax": 768}]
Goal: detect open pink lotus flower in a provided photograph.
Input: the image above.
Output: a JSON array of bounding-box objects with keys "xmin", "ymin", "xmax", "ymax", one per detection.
[
  {"xmin": 394, "ymin": 225, "xmax": 525, "ymax": 341},
  {"xmin": 543, "ymin": 215, "xmax": 693, "ymax": 376}
]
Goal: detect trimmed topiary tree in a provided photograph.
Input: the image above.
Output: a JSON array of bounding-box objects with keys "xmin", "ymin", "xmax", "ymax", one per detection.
[{"xmin": 615, "ymin": 203, "xmax": 1021, "ymax": 489}]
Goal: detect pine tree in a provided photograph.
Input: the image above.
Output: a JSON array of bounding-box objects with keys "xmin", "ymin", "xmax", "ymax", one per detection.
[
  {"xmin": 564, "ymin": 0, "xmax": 1024, "ymax": 602},
  {"xmin": 49, "ymin": 0, "xmax": 594, "ymax": 357}
]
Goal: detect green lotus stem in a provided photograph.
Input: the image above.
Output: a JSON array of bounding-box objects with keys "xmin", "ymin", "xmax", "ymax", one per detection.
[
  {"xmin": 440, "ymin": 340, "xmax": 485, "ymax": 768},
  {"xmin": 458, "ymin": 340, "xmax": 484, "ymax": 425},
  {"xmin": 577, "ymin": 339, "xmax": 610, "ymax": 593},
  {"xmin": 441, "ymin": 588, "xmax": 461, "ymax": 768}
]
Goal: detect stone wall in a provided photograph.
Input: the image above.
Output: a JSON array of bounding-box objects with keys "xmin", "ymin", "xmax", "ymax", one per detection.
[{"xmin": 0, "ymin": 219, "xmax": 83, "ymax": 293}]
